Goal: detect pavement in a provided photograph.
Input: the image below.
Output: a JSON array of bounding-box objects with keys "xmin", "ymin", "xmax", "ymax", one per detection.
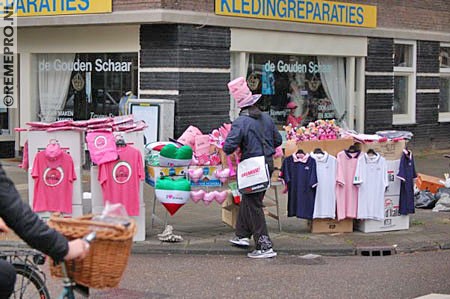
[{"xmin": 1, "ymin": 149, "xmax": 450, "ymax": 257}]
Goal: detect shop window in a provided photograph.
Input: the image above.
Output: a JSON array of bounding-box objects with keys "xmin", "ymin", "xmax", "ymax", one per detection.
[
  {"xmin": 440, "ymin": 46, "xmax": 450, "ymax": 69},
  {"xmin": 245, "ymin": 54, "xmax": 346, "ymax": 130},
  {"xmin": 394, "ymin": 44, "xmax": 414, "ymax": 68},
  {"xmin": 439, "ymin": 44, "xmax": 450, "ymax": 122},
  {"xmin": 0, "ymin": 53, "xmax": 18, "ymax": 138},
  {"xmin": 393, "ymin": 40, "xmax": 416, "ymax": 125},
  {"xmin": 34, "ymin": 53, "xmax": 138, "ymax": 122},
  {"xmin": 0, "ymin": 108, "xmax": 9, "ymax": 136}
]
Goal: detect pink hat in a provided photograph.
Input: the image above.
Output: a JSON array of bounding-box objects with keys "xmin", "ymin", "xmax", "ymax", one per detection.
[
  {"xmin": 287, "ymin": 102, "xmax": 298, "ymax": 109},
  {"xmin": 227, "ymin": 77, "xmax": 261, "ymax": 108}
]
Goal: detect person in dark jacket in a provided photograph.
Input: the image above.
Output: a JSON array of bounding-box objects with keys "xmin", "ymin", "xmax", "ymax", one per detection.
[
  {"xmin": 223, "ymin": 77, "xmax": 283, "ymax": 259},
  {"xmin": 0, "ymin": 162, "xmax": 90, "ymax": 298}
]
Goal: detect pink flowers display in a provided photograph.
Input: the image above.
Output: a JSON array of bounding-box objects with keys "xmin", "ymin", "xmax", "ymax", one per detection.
[{"xmin": 284, "ymin": 119, "xmax": 341, "ymax": 142}]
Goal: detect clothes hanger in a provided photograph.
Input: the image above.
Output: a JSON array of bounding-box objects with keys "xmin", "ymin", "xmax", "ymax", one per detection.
[
  {"xmin": 403, "ymin": 145, "xmax": 410, "ymax": 155},
  {"xmin": 48, "ymin": 139, "xmax": 59, "ymax": 145},
  {"xmin": 348, "ymin": 144, "xmax": 358, "ymax": 153},
  {"xmin": 313, "ymin": 148, "xmax": 324, "ymax": 154},
  {"xmin": 367, "ymin": 148, "xmax": 377, "ymax": 156},
  {"xmin": 296, "ymin": 148, "xmax": 305, "ymax": 155},
  {"xmin": 115, "ymin": 135, "xmax": 126, "ymax": 147}
]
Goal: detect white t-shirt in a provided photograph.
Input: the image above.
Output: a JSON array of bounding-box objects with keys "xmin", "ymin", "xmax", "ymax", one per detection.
[
  {"xmin": 354, "ymin": 153, "xmax": 388, "ymax": 221},
  {"xmin": 311, "ymin": 152, "xmax": 337, "ymax": 219}
]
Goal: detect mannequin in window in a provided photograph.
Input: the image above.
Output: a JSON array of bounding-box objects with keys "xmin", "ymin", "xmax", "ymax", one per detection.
[
  {"xmin": 287, "ymin": 73, "xmax": 310, "ymax": 126},
  {"xmin": 286, "ymin": 101, "xmax": 303, "ymax": 128},
  {"xmin": 119, "ymin": 91, "xmax": 137, "ymax": 116}
]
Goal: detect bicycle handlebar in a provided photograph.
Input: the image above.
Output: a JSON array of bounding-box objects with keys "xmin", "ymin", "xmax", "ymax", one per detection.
[{"xmin": 83, "ymin": 232, "xmax": 96, "ymax": 244}]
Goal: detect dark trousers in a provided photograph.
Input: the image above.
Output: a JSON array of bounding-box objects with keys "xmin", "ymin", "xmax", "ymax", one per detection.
[
  {"xmin": 0, "ymin": 259, "xmax": 16, "ymax": 298},
  {"xmin": 235, "ymin": 159, "xmax": 274, "ymax": 250}
]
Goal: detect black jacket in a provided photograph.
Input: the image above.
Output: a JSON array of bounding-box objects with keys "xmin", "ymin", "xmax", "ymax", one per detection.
[
  {"xmin": 223, "ymin": 106, "xmax": 283, "ymax": 161},
  {"xmin": 0, "ymin": 163, "xmax": 68, "ymax": 262}
]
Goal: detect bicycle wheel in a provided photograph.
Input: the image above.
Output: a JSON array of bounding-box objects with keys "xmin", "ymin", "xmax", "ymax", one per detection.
[{"xmin": 11, "ymin": 263, "xmax": 51, "ymax": 299}]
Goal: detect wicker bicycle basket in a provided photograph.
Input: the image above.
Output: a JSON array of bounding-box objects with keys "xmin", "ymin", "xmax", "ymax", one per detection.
[{"xmin": 47, "ymin": 214, "xmax": 136, "ymax": 289}]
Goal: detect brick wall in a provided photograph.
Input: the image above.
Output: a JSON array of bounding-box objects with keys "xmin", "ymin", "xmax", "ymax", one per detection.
[
  {"xmin": 365, "ymin": 38, "xmax": 394, "ymax": 133},
  {"xmin": 113, "ymin": 0, "xmax": 161, "ymax": 11},
  {"xmin": 113, "ymin": 0, "xmax": 211, "ymax": 11},
  {"xmin": 365, "ymin": 38, "xmax": 450, "ymax": 150},
  {"xmin": 140, "ymin": 24, "xmax": 231, "ymax": 138},
  {"xmin": 405, "ymin": 40, "xmax": 450, "ymax": 150},
  {"xmin": 113, "ymin": 0, "xmax": 450, "ymax": 33},
  {"xmin": 342, "ymin": 0, "xmax": 449, "ymax": 32}
]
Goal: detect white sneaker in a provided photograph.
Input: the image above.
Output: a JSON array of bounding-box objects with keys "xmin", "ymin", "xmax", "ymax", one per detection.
[
  {"xmin": 157, "ymin": 225, "xmax": 173, "ymax": 238},
  {"xmin": 229, "ymin": 237, "xmax": 250, "ymax": 247},
  {"xmin": 159, "ymin": 233, "xmax": 183, "ymax": 242},
  {"xmin": 247, "ymin": 248, "xmax": 277, "ymax": 259}
]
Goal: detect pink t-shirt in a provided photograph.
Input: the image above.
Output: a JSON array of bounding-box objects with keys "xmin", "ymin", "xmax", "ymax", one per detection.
[
  {"xmin": 31, "ymin": 151, "xmax": 76, "ymax": 214},
  {"xmin": 86, "ymin": 131, "xmax": 118, "ymax": 165},
  {"xmin": 98, "ymin": 145, "xmax": 144, "ymax": 216},
  {"xmin": 335, "ymin": 150, "xmax": 361, "ymax": 220}
]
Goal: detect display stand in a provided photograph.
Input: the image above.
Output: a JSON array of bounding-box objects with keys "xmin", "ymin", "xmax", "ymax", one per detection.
[
  {"xmin": 145, "ymin": 165, "xmax": 188, "ymax": 232},
  {"xmin": 149, "ymin": 186, "xmax": 169, "ymax": 232},
  {"xmin": 286, "ymin": 138, "xmax": 354, "ymax": 233},
  {"xmin": 27, "ymin": 130, "xmax": 84, "ymax": 219},
  {"xmin": 90, "ymin": 131, "xmax": 146, "ymax": 241},
  {"xmin": 355, "ymin": 140, "xmax": 410, "ymax": 233},
  {"xmin": 264, "ymin": 182, "xmax": 283, "ymax": 232}
]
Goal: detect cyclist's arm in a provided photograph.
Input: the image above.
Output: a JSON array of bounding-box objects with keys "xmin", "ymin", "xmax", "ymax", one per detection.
[{"xmin": 0, "ymin": 164, "xmax": 69, "ymax": 262}]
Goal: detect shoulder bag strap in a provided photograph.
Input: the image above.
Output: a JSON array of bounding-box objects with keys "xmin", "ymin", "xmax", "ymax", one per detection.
[{"xmin": 245, "ymin": 116, "xmax": 268, "ymax": 155}]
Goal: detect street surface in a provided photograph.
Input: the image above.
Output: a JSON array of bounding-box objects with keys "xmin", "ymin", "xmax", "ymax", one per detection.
[{"xmin": 44, "ymin": 250, "xmax": 450, "ymax": 299}]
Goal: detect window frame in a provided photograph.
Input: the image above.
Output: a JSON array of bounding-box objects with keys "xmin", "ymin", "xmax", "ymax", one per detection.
[
  {"xmin": 439, "ymin": 42, "xmax": 450, "ymax": 122},
  {"xmin": 393, "ymin": 40, "xmax": 416, "ymax": 125}
]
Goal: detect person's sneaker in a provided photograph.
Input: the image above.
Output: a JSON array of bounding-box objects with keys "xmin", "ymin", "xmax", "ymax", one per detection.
[
  {"xmin": 247, "ymin": 248, "xmax": 277, "ymax": 259},
  {"xmin": 229, "ymin": 236, "xmax": 250, "ymax": 247},
  {"xmin": 157, "ymin": 225, "xmax": 173, "ymax": 238}
]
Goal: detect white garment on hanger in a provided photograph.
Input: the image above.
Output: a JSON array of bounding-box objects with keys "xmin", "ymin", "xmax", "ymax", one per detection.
[
  {"xmin": 354, "ymin": 153, "xmax": 388, "ymax": 221},
  {"xmin": 311, "ymin": 152, "xmax": 337, "ymax": 219}
]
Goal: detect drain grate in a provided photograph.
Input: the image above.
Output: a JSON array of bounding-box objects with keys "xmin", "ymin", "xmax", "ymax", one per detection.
[{"xmin": 356, "ymin": 246, "xmax": 396, "ymax": 256}]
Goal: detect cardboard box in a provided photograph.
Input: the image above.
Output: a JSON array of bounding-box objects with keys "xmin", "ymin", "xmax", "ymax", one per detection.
[
  {"xmin": 188, "ymin": 165, "xmax": 223, "ymax": 187},
  {"xmin": 356, "ymin": 215, "xmax": 410, "ymax": 233},
  {"xmin": 113, "ymin": 131, "xmax": 145, "ymax": 159},
  {"xmin": 359, "ymin": 140, "xmax": 406, "ymax": 160},
  {"xmin": 91, "ymin": 165, "xmax": 144, "ymax": 205},
  {"xmin": 145, "ymin": 165, "xmax": 188, "ymax": 187},
  {"xmin": 93, "ymin": 204, "xmax": 145, "ymax": 241},
  {"xmin": 27, "ymin": 130, "xmax": 84, "ymax": 207},
  {"xmin": 309, "ymin": 218, "xmax": 353, "ymax": 233},
  {"xmin": 222, "ymin": 204, "xmax": 239, "ymax": 229},
  {"xmin": 356, "ymin": 195, "xmax": 410, "ymax": 233},
  {"xmin": 28, "ymin": 166, "xmax": 83, "ymax": 206},
  {"xmin": 385, "ymin": 160, "xmax": 401, "ymax": 196},
  {"xmin": 221, "ymin": 191, "xmax": 239, "ymax": 228},
  {"xmin": 285, "ymin": 138, "xmax": 354, "ymax": 157},
  {"xmin": 27, "ymin": 130, "xmax": 84, "ymax": 167},
  {"xmin": 219, "ymin": 149, "xmax": 239, "ymax": 171},
  {"xmin": 416, "ymin": 173, "xmax": 445, "ymax": 194}
]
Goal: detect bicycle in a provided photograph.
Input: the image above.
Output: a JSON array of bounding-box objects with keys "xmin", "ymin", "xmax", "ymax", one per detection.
[
  {"xmin": 0, "ymin": 248, "xmax": 51, "ymax": 299},
  {"xmin": 57, "ymin": 231, "xmax": 96, "ymax": 299},
  {"xmin": 0, "ymin": 231, "xmax": 96, "ymax": 299}
]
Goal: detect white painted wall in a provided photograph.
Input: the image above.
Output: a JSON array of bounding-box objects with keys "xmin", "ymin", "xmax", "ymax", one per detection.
[{"xmin": 231, "ymin": 28, "xmax": 367, "ymax": 57}]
